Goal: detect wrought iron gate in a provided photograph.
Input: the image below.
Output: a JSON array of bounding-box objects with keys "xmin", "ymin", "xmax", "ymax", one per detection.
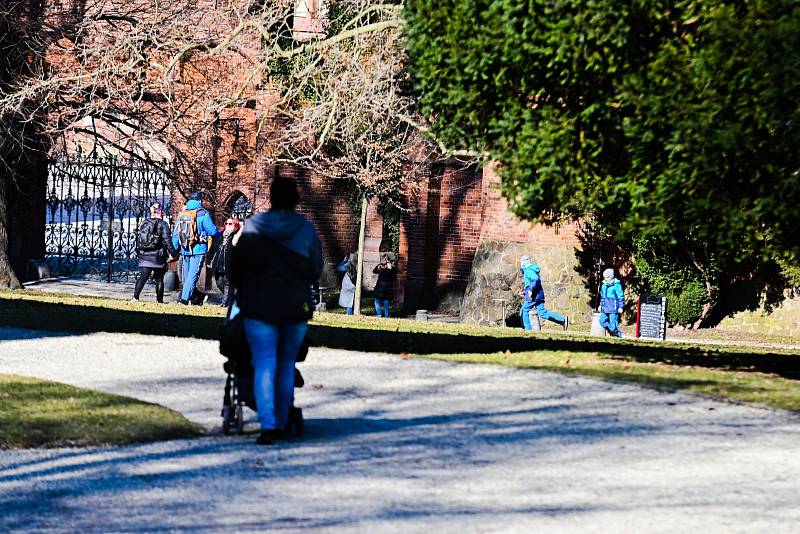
[{"xmin": 45, "ymin": 152, "xmax": 173, "ymax": 281}]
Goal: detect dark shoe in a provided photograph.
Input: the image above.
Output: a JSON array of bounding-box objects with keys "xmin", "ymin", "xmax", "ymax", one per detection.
[
  {"xmin": 256, "ymin": 430, "xmax": 277, "ymax": 445},
  {"xmin": 563, "ymin": 316, "xmax": 569, "ymax": 331},
  {"xmin": 178, "ymin": 299, "xmax": 189, "ymax": 305}
]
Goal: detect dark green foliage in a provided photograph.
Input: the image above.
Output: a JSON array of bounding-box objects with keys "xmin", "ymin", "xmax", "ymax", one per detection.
[
  {"xmin": 631, "ymin": 236, "xmax": 713, "ymax": 326},
  {"xmin": 377, "ymin": 199, "xmax": 401, "ymax": 254},
  {"xmin": 574, "ymin": 219, "xmax": 631, "ymax": 308},
  {"xmin": 666, "ymin": 281, "xmax": 708, "ymax": 327},
  {"xmin": 405, "ymin": 0, "xmax": 800, "ymax": 319},
  {"xmin": 777, "ymin": 255, "xmax": 800, "ymax": 289}
]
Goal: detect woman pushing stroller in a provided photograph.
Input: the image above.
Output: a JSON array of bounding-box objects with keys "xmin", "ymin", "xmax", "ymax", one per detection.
[{"xmin": 229, "ymin": 177, "xmax": 323, "ymax": 445}]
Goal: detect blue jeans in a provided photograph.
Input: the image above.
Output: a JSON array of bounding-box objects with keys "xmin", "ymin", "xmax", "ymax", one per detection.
[
  {"xmin": 600, "ymin": 312, "xmax": 621, "ymax": 336},
  {"xmin": 180, "ymin": 254, "xmax": 205, "ymax": 302},
  {"xmin": 374, "ymin": 299, "xmax": 390, "ymax": 318},
  {"xmin": 520, "ymin": 301, "xmax": 565, "ymax": 330},
  {"xmin": 243, "ymin": 319, "xmax": 308, "ymax": 430},
  {"xmin": 345, "ymin": 307, "xmax": 353, "ymax": 315},
  {"xmin": 536, "ymin": 302, "xmax": 565, "ymax": 325}
]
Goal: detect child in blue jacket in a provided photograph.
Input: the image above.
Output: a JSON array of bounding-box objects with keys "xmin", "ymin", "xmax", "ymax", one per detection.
[
  {"xmin": 518, "ymin": 255, "xmax": 569, "ymax": 331},
  {"xmin": 598, "ymin": 268, "xmax": 624, "ymax": 337}
]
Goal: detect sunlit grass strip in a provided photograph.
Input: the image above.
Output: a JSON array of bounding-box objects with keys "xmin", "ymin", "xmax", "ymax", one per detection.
[
  {"xmin": 3, "ymin": 290, "xmax": 800, "ymax": 413},
  {"xmin": 0, "ymin": 289, "xmax": 543, "ymax": 336},
  {"xmin": 423, "ymin": 351, "xmax": 800, "ymax": 412},
  {"xmin": 0, "ymin": 374, "xmax": 203, "ymax": 449}
]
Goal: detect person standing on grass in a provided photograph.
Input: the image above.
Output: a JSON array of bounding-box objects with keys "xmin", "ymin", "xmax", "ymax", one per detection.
[
  {"xmin": 230, "ymin": 177, "xmax": 323, "ymax": 445},
  {"xmin": 172, "ymin": 191, "xmax": 221, "ymax": 305},
  {"xmin": 372, "ymin": 253, "xmax": 396, "ymax": 318},
  {"xmin": 518, "ymin": 254, "xmax": 569, "ymax": 331},
  {"xmin": 132, "ymin": 202, "xmax": 178, "ymax": 303},
  {"xmin": 336, "ymin": 252, "xmax": 357, "ymax": 315},
  {"xmin": 598, "ymin": 268, "xmax": 624, "ymax": 337}
]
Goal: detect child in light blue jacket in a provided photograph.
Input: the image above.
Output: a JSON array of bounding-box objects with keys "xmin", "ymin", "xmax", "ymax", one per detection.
[
  {"xmin": 598, "ymin": 268, "xmax": 624, "ymax": 337},
  {"xmin": 519, "ymin": 255, "xmax": 569, "ymax": 331}
]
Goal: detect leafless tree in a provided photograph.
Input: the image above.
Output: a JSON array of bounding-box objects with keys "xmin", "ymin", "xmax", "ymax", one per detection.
[{"xmin": 0, "ymin": 0, "xmax": 464, "ymax": 291}]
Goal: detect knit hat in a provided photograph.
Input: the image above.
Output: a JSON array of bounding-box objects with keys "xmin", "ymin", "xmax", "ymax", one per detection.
[
  {"xmin": 520, "ymin": 254, "xmax": 532, "ymax": 268},
  {"xmin": 602, "ymin": 268, "xmax": 615, "ymax": 280}
]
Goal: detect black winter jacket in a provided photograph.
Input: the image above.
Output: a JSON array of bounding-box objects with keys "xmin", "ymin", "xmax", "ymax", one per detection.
[
  {"xmin": 137, "ymin": 219, "xmax": 178, "ymax": 269},
  {"xmin": 230, "ymin": 210, "xmax": 323, "ymax": 324},
  {"xmin": 372, "ymin": 264, "xmax": 397, "ymax": 300}
]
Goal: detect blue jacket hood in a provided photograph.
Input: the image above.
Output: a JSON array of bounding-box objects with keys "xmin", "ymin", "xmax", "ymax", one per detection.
[
  {"xmin": 184, "ymin": 199, "xmax": 203, "ymax": 210},
  {"xmin": 521, "ymin": 263, "xmax": 541, "ymax": 286},
  {"xmin": 243, "ymin": 209, "xmax": 321, "ymax": 263},
  {"xmin": 245, "ymin": 209, "xmax": 306, "ymax": 240}
]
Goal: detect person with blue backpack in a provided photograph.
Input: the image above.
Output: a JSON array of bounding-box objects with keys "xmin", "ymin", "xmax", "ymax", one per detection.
[
  {"xmin": 598, "ymin": 268, "xmax": 624, "ymax": 337},
  {"xmin": 518, "ymin": 255, "xmax": 569, "ymax": 331},
  {"xmin": 172, "ymin": 191, "xmax": 221, "ymax": 305}
]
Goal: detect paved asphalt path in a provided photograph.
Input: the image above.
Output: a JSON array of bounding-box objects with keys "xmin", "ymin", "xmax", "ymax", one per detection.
[{"xmin": 1, "ymin": 326, "xmax": 799, "ymax": 533}]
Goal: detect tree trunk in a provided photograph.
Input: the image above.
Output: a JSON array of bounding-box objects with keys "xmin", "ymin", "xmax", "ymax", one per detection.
[
  {"xmin": 0, "ymin": 178, "xmax": 22, "ymax": 289},
  {"xmin": 691, "ymin": 278, "xmax": 715, "ymax": 329},
  {"xmin": 353, "ymin": 195, "xmax": 368, "ymax": 315},
  {"xmin": 677, "ymin": 238, "xmax": 715, "ymax": 329}
]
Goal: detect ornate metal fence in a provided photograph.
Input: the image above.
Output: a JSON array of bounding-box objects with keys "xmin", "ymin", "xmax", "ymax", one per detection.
[{"xmin": 45, "ymin": 152, "xmax": 173, "ymax": 281}]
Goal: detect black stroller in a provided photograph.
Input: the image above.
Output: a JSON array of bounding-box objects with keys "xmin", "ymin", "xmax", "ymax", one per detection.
[{"xmin": 219, "ymin": 301, "xmax": 307, "ymax": 436}]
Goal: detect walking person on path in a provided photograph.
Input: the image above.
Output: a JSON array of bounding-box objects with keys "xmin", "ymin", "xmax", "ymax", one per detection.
[
  {"xmin": 372, "ymin": 253, "xmax": 396, "ymax": 318},
  {"xmin": 230, "ymin": 177, "xmax": 323, "ymax": 445},
  {"xmin": 210, "ymin": 217, "xmax": 242, "ymax": 308},
  {"xmin": 598, "ymin": 268, "xmax": 624, "ymax": 337},
  {"xmin": 172, "ymin": 191, "xmax": 221, "ymax": 305},
  {"xmin": 336, "ymin": 252, "xmax": 357, "ymax": 315},
  {"xmin": 132, "ymin": 202, "xmax": 178, "ymax": 303},
  {"xmin": 518, "ymin": 254, "xmax": 569, "ymax": 331}
]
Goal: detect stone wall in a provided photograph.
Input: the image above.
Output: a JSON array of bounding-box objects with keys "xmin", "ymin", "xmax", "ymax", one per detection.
[
  {"xmin": 460, "ymin": 239, "xmax": 593, "ymax": 326},
  {"xmin": 716, "ymin": 291, "xmax": 800, "ymax": 337}
]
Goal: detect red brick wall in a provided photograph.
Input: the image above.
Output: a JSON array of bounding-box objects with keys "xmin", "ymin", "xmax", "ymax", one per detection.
[
  {"xmin": 479, "ymin": 166, "xmax": 581, "ymax": 247},
  {"xmin": 399, "ymin": 163, "xmax": 581, "ymax": 312},
  {"xmin": 399, "ymin": 163, "xmax": 484, "ymax": 310}
]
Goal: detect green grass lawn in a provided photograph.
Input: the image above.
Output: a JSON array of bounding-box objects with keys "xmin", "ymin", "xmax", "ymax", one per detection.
[
  {"xmin": 0, "ymin": 373, "xmax": 202, "ymax": 449},
  {"xmin": 2, "ymin": 289, "xmax": 800, "ymax": 414},
  {"xmin": 424, "ymin": 351, "xmax": 800, "ymax": 412}
]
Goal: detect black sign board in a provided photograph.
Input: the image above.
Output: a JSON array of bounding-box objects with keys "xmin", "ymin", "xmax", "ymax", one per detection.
[{"xmin": 637, "ymin": 294, "xmax": 667, "ymax": 340}]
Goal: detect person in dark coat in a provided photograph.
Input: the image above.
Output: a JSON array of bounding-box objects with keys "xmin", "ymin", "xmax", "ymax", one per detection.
[
  {"xmin": 229, "ymin": 177, "xmax": 323, "ymax": 445},
  {"xmin": 372, "ymin": 252, "xmax": 396, "ymax": 318},
  {"xmin": 210, "ymin": 217, "xmax": 242, "ymax": 308},
  {"xmin": 132, "ymin": 202, "xmax": 178, "ymax": 303}
]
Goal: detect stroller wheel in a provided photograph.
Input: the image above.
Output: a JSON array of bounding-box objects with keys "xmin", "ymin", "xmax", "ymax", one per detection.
[
  {"xmin": 222, "ymin": 405, "xmax": 232, "ymax": 435},
  {"xmin": 236, "ymin": 405, "xmax": 245, "ymax": 435}
]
